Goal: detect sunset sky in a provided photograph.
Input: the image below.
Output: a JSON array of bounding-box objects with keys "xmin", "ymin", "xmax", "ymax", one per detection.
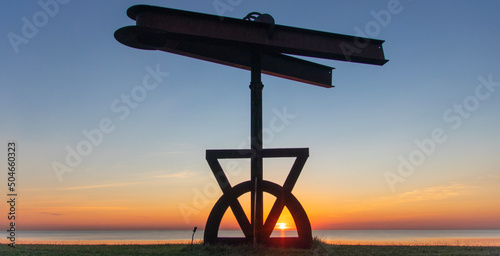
[{"xmin": 1, "ymin": 0, "xmax": 500, "ymax": 233}]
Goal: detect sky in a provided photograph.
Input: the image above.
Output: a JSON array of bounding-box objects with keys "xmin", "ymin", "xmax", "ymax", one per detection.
[{"xmin": 1, "ymin": 0, "xmax": 500, "ymax": 233}]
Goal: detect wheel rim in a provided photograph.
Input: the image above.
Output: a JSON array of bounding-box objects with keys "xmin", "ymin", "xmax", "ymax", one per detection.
[{"xmin": 204, "ymin": 180, "xmax": 312, "ymax": 246}]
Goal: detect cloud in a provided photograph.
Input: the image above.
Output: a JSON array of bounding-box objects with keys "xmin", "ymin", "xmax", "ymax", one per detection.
[
  {"xmin": 20, "ymin": 188, "xmax": 46, "ymax": 192},
  {"xmin": 58, "ymin": 182, "xmax": 143, "ymax": 191},
  {"xmin": 143, "ymin": 151, "xmax": 186, "ymax": 158},
  {"xmin": 41, "ymin": 206, "xmax": 131, "ymax": 212},
  {"xmin": 39, "ymin": 212, "xmax": 64, "ymax": 216},
  {"xmin": 57, "ymin": 171, "xmax": 198, "ymax": 191},
  {"xmin": 153, "ymin": 171, "xmax": 196, "ymax": 179},
  {"xmin": 386, "ymin": 182, "xmax": 473, "ymax": 203},
  {"xmin": 347, "ymin": 182, "xmax": 475, "ymax": 213}
]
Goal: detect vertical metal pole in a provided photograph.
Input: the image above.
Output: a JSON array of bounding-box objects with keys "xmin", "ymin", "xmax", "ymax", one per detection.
[{"xmin": 250, "ymin": 49, "xmax": 263, "ymax": 246}]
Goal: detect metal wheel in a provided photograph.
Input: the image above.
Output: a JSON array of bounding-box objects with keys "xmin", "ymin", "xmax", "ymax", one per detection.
[{"xmin": 204, "ymin": 180, "xmax": 312, "ymax": 248}]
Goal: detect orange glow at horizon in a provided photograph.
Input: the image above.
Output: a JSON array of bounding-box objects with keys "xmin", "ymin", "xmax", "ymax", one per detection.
[{"xmin": 16, "ymin": 174, "xmax": 500, "ymax": 231}]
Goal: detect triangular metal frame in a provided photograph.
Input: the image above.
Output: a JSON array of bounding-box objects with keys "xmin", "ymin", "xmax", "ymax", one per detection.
[{"xmin": 204, "ymin": 148, "xmax": 312, "ymax": 248}]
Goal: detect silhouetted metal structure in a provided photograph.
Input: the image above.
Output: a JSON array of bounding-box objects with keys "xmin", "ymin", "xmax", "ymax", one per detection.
[{"xmin": 115, "ymin": 5, "xmax": 387, "ymax": 248}]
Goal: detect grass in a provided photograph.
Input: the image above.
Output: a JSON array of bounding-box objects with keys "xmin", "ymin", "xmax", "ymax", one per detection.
[{"xmin": 1, "ymin": 238, "xmax": 500, "ymax": 256}]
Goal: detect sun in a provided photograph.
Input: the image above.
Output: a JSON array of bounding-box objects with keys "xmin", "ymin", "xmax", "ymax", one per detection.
[{"xmin": 276, "ymin": 223, "xmax": 287, "ymax": 230}]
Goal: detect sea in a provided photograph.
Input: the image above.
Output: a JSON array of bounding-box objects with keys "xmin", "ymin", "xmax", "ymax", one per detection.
[{"xmin": 3, "ymin": 230, "xmax": 500, "ymax": 246}]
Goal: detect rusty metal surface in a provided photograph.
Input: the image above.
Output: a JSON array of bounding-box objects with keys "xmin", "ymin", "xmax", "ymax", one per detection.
[
  {"xmin": 125, "ymin": 5, "xmax": 387, "ymax": 65},
  {"xmin": 115, "ymin": 26, "xmax": 333, "ymax": 88}
]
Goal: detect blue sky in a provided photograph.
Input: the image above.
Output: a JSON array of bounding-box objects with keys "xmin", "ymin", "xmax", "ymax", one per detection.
[{"xmin": 1, "ymin": 0, "xmax": 500, "ymax": 231}]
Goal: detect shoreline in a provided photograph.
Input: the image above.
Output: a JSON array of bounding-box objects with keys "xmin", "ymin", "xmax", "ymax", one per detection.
[
  {"xmin": 4, "ymin": 230, "xmax": 500, "ymax": 248},
  {"xmin": 2, "ymin": 242, "xmax": 500, "ymax": 256},
  {"xmin": 6, "ymin": 237, "xmax": 500, "ymax": 247}
]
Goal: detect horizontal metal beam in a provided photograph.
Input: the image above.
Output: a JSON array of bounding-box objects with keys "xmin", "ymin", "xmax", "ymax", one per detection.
[
  {"xmin": 115, "ymin": 26, "xmax": 333, "ymax": 87},
  {"xmin": 125, "ymin": 5, "xmax": 388, "ymax": 65},
  {"xmin": 205, "ymin": 148, "xmax": 309, "ymax": 159}
]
